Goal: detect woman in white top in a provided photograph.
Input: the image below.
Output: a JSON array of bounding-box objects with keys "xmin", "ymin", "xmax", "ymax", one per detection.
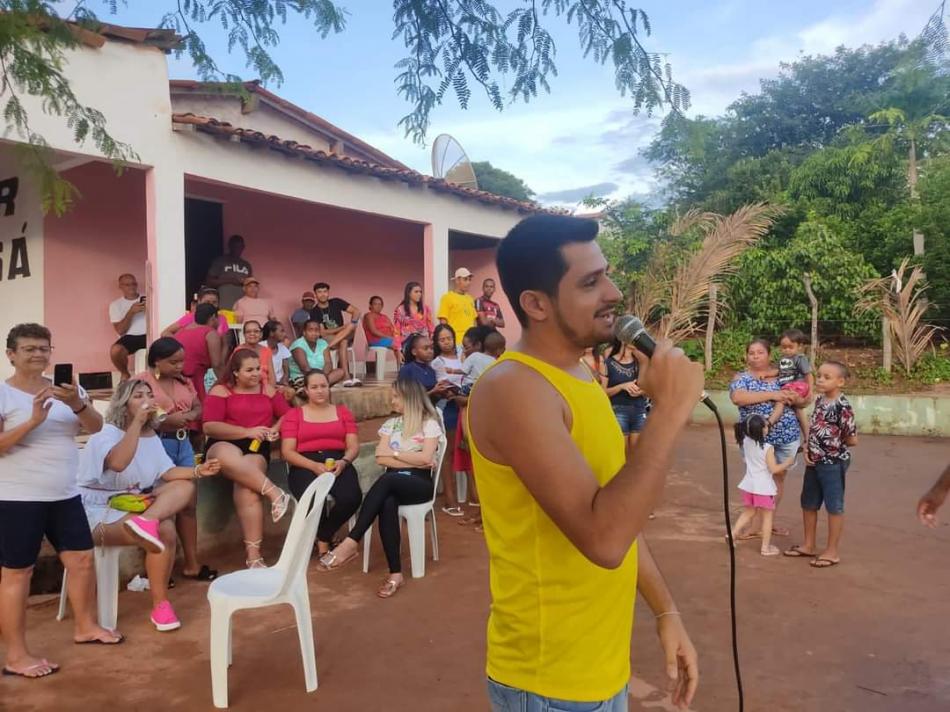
[
  {"xmin": 319, "ymin": 377, "xmax": 442, "ymax": 599},
  {"xmin": 729, "ymin": 414, "xmax": 796, "ymax": 556},
  {"xmin": 0, "ymin": 323, "xmax": 120, "ymax": 679},
  {"xmin": 79, "ymin": 379, "xmax": 221, "ymax": 632}
]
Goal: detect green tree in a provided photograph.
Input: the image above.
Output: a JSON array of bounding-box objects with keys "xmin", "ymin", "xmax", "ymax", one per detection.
[
  {"xmin": 727, "ymin": 219, "xmax": 880, "ymax": 339},
  {"xmin": 0, "ymin": 0, "xmax": 688, "ymax": 213},
  {"xmin": 471, "ymin": 161, "xmax": 534, "ymax": 201},
  {"xmin": 918, "ymin": 156, "xmax": 950, "ymax": 323}
]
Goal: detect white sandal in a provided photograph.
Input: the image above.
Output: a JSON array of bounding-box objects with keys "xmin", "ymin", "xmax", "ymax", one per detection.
[
  {"xmin": 244, "ymin": 539, "xmax": 266, "ymax": 568},
  {"xmin": 261, "ymin": 481, "xmax": 291, "ymax": 523}
]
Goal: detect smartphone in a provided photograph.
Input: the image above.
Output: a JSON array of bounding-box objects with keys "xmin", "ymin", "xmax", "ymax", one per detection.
[
  {"xmin": 53, "ymin": 363, "xmax": 74, "ymax": 387},
  {"xmin": 138, "ymin": 295, "xmax": 147, "ymax": 304}
]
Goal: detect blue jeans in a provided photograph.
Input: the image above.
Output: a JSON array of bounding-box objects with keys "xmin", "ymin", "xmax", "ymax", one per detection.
[
  {"xmin": 160, "ymin": 434, "xmax": 196, "ymax": 467},
  {"xmin": 612, "ymin": 402, "xmax": 647, "ymax": 435},
  {"xmin": 487, "ymin": 679, "xmax": 628, "ymax": 712},
  {"xmin": 802, "ymin": 459, "xmax": 849, "ymax": 514},
  {"xmin": 772, "ymin": 439, "xmax": 800, "ymax": 469}
]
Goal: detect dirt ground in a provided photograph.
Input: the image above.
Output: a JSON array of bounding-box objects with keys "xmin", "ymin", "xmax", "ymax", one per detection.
[{"xmin": 4, "ymin": 426, "xmax": 950, "ymax": 712}]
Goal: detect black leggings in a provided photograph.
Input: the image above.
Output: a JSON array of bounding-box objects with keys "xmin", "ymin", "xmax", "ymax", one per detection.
[
  {"xmin": 287, "ymin": 451, "xmax": 363, "ymax": 544},
  {"xmin": 348, "ymin": 469, "xmax": 433, "ymax": 574}
]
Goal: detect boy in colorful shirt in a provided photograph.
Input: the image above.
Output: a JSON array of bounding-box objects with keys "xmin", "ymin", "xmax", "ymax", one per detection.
[{"xmin": 785, "ymin": 360, "xmax": 857, "ymax": 568}]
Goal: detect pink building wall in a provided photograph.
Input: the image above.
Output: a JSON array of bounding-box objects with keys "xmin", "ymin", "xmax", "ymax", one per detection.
[
  {"xmin": 189, "ymin": 180, "xmax": 426, "ymax": 353},
  {"xmin": 44, "ymin": 163, "xmax": 148, "ymax": 373},
  {"xmin": 449, "ymin": 245, "xmax": 522, "ymax": 346}
]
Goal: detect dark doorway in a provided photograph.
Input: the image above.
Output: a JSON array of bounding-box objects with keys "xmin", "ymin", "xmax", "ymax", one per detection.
[{"xmin": 184, "ymin": 198, "xmax": 223, "ymax": 309}]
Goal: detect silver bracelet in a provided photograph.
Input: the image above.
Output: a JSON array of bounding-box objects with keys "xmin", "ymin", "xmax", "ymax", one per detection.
[{"xmin": 656, "ymin": 610, "xmax": 681, "ymax": 620}]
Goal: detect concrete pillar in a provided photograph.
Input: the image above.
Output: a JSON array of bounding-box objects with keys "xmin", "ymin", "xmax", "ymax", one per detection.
[
  {"xmin": 424, "ymin": 223, "xmax": 450, "ymax": 314},
  {"xmin": 145, "ymin": 165, "xmax": 185, "ymax": 338}
]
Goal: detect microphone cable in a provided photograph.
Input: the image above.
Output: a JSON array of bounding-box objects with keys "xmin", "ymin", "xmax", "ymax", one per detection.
[{"xmin": 706, "ymin": 398, "xmax": 744, "ymax": 712}]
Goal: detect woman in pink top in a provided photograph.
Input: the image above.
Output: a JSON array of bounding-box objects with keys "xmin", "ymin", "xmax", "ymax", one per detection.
[
  {"xmin": 392, "ymin": 282, "xmax": 434, "ymax": 359},
  {"xmin": 135, "ymin": 337, "xmax": 218, "ymax": 582},
  {"xmin": 174, "ymin": 303, "xmax": 224, "ymax": 402},
  {"xmin": 280, "ymin": 369, "xmax": 361, "ymax": 566},
  {"xmin": 202, "ymin": 348, "xmax": 291, "ymax": 568},
  {"xmin": 161, "ymin": 287, "xmax": 230, "ymax": 339}
]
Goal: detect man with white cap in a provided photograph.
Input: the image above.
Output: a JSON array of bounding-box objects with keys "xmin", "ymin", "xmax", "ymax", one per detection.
[{"xmin": 438, "ymin": 268, "xmax": 478, "ymax": 346}]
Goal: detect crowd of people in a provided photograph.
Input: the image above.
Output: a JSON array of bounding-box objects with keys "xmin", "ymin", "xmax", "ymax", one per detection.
[{"xmin": 0, "ymin": 241, "xmax": 516, "ymax": 677}]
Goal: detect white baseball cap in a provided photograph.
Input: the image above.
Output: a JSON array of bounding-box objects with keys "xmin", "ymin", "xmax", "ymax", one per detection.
[{"xmin": 454, "ymin": 267, "xmax": 473, "ymax": 279}]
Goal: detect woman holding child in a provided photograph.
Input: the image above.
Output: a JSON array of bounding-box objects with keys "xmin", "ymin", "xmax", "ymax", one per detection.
[{"xmin": 729, "ymin": 338, "xmax": 801, "ymax": 536}]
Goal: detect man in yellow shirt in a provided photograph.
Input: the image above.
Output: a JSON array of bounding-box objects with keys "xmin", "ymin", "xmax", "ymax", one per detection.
[
  {"xmin": 438, "ymin": 267, "xmax": 477, "ymax": 342},
  {"xmin": 468, "ymin": 215, "xmax": 701, "ymax": 710}
]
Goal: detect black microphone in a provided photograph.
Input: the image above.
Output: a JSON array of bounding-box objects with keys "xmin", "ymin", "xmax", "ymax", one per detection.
[{"xmin": 613, "ymin": 315, "xmax": 717, "ymax": 412}]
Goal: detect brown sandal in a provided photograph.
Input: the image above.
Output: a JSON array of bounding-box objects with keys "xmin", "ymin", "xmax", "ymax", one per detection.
[
  {"xmin": 318, "ymin": 548, "xmax": 358, "ymax": 572},
  {"xmin": 377, "ymin": 578, "xmax": 404, "ymax": 599}
]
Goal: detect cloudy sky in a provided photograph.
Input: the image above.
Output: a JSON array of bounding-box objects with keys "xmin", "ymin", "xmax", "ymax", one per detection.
[{"xmin": 114, "ymin": 0, "xmax": 937, "ymax": 206}]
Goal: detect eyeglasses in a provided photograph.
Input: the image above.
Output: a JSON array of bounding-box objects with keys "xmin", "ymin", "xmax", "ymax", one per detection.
[{"xmin": 18, "ymin": 346, "xmax": 53, "ymax": 355}]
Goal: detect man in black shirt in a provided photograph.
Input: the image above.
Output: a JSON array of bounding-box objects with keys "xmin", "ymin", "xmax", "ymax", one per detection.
[
  {"xmin": 206, "ymin": 234, "xmax": 252, "ymax": 309},
  {"xmin": 309, "ymin": 282, "xmax": 360, "ymax": 385}
]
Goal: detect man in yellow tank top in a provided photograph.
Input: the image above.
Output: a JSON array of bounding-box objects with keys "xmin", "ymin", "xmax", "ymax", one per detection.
[{"xmin": 468, "ymin": 215, "xmax": 703, "ymax": 710}]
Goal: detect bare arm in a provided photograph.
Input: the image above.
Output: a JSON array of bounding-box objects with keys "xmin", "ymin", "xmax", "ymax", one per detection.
[
  {"xmin": 325, "ymin": 324, "xmax": 354, "ymax": 350},
  {"xmin": 376, "ymin": 436, "xmax": 438, "ymax": 469},
  {"xmin": 730, "ymin": 388, "xmax": 789, "ymax": 407},
  {"xmin": 161, "ymin": 319, "xmax": 182, "ymax": 338},
  {"xmin": 0, "ymin": 388, "xmax": 53, "ymax": 454},
  {"xmin": 292, "ymin": 348, "xmax": 310, "ymax": 375},
  {"xmin": 112, "ymin": 301, "xmax": 144, "ymax": 336},
  {"xmin": 104, "ymin": 419, "xmax": 147, "ymax": 472},
  {"xmin": 637, "ymin": 537, "xmax": 699, "ymax": 708},
  {"xmin": 469, "ymin": 342, "xmax": 703, "ymax": 569},
  {"xmin": 345, "ymin": 303, "xmax": 361, "ymax": 322}
]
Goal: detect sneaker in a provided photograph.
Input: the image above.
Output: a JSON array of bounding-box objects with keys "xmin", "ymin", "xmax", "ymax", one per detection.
[
  {"xmin": 150, "ymin": 600, "xmax": 181, "ymax": 632},
  {"xmin": 124, "ymin": 516, "xmax": 165, "ymax": 554}
]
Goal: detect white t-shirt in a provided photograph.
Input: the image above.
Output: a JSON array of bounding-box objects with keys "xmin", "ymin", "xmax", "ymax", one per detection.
[
  {"xmin": 378, "ymin": 416, "xmax": 442, "ymax": 453},
  {"xmin": 109, "ymin": 296, "xmax": 147, "ymax": 336},
  {"xmin": 272, "ymin": 343, "xmax": 292, "ymax": 383},
  {"xmin": 0, "ymin": 382, "xmax": 87, "ymax": 501},
  {"xmin": 432, "ymin": 356, "xmax": 463, "ymax": 387},
  {"xmin": 738, "ymin": 438, "xmax": 777, "ymax": 496},
  {"xmin": 77, "ymin": 425, "xmax": 174, "ymax": 507},
  {"xmin": 461, "ymin": 352, "xmax": 496, "ymax": 386}
]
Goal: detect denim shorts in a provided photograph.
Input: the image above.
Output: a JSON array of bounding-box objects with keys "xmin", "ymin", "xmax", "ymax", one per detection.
[
  {"xmin": 488, "ymin": 679, "xmax": 629, "ymax": 712},
  {"xmin": 160, "ymin": 434, "xmax": 196, "ymax": 467},
  {"xmin": 612, "ymin": 402, "xmax": 647, "ymax": 435},
  {"xmin": 801, "ymin": 459, "xmax": 849, "ymax": 514}
]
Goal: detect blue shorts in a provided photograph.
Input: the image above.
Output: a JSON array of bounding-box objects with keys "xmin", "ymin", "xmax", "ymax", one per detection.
[
  {"xmin": 370, "ymin": 338, "xmax": 394, "ymax": 348},
  {"xmin": 612, "ymin": 402, "xmax": 646, "ymax": 435},
  {"xmin": 0, "ymin": 496, "xmax": 94, "ymax": 569},
  {"xmin": 801, "ymin": 459, "xmax": 849, "ymax": 514},
  {"xmin": 488, "ymin": 679, "xmax": 628, "ymax": 711},
  {"xmin": 160, "ymin": 434, "xmax": 196, "ymax": 467}
]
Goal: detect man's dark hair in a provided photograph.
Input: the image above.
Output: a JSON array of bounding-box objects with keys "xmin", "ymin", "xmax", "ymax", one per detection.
[
  {"xmin": 197, "ymin": 286, "xmax": 218, "ymax": 297},
  {"xmin": 228, "ymin": 234, "xmax": 244, "ymax": 246},
  {"xmin": 822, "ymin": 359, "xmax": 851, "ymax": 379},
  {"xmin": 463, "ymin": 325, "xmax": 493, "ymax": 349},
  {"xmin": 312, "ymin": 282, "xmax": 330, "ymax": 291},
  {"xmin": 6, "ymin": 323, "xmax": 51, "ymax": 350},
  {"xmin": 194, "ymin": 303, "xmax": 218, "ymax": 325},
  {"xmin": 781, "ymin": 328, "xmax": 808, "ymax": 345},
  {"xmin": 369, "ymin": 295, "xmax": 383, "ymax": 306},
  {"xmin": 497, "ymin": 215, "xmax": 599, "ymax": 327}
]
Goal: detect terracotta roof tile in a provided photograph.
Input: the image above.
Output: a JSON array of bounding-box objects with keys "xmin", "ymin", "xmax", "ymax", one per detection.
[{"xmin": 172, "ymin": 112, "xmax": 561, "ymax": 215}]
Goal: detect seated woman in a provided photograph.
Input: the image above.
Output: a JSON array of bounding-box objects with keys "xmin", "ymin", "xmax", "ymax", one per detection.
[
  {"xmin": 320, "ymin": 377, "xmax": 442, "ymax": 599},
  {"xmin": 134, "ymin": 337, "xmax": 216, "ymax": 582},
  {"xmin": 362, "ymin": 296, "xmax": 399, "ymax": 374},
  {"xmin": 202, "ymin": 348, "xmax": 292, "ymax": 569},
  {"xmin": 280, "ymin": 370, "xmax": 362, "ymax": 565},
  {"xmin": 78, "ymin": 379, "xmax": 221, "ymax": 632},
  {"xmin": 288, "ymin": 319, "xmax": 347, "ymax": 388},
  {"xmin": 242, "ymin": 320, "xmax": 276, "ymax": 387}
]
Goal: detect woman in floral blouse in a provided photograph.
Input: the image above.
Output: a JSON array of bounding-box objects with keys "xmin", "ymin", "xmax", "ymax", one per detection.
[
  {"xmin": 392, "ymin": 282, "xmax": 434, "ymax": 360},
  {"xmin": 729, "ymin": 337, "xmax": 802, "ymax": 536}
]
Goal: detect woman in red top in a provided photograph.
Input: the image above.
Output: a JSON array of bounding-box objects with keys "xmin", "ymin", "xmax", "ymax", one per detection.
[
  {"xmin": 202, "ymin": 349, "xmax": 291, "ymax": 568},
  {"xmin": 174, "ymin": 303, "xmax": 224, "ymax": 402},
  {"xmin": 280, "ymin": 370, "xmax": 361, "ymax": 566},
  {"xmin": 363, "ymin": 295, "xmax": 399, "ymax": 375}
]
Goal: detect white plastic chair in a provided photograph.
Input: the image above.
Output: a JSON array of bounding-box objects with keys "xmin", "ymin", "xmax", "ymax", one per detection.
[
  {"xmin": 328, "ymin": 346, "xmax": 357, "ymax": 377},
  {"xmin": 361, "ymin": 426, "xmax": 447, "ymax": 578},
  {"xmin": 207, "ymin": 473, "xmax": 334, "ymax": 709},
  {"xmin": 133, "ymin": 349, "xmax": 147, "ymax": 375},
  {"xmin": 365, "ymin": 346, "xmax": 392, "ymax": 380},
  {"xmin": 57, "ymin": 546, "xmax": 124, "ymax": 630}
]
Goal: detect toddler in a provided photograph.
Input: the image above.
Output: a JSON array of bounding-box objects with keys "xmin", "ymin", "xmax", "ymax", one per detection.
[
  {"xmin": 769, "ymin": 328, "xmax": 814, "ymax": 440},
  {"xmin": 730, "ymin": 414, "xmax": 796, "ymax": 556}
]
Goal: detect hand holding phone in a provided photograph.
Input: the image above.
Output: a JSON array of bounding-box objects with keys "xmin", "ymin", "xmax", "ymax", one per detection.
[{"xmin": 53, "ymin": 364, "xmax": 73, "ymax": 388}]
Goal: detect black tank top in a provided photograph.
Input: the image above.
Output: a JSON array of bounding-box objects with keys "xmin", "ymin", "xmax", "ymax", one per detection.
[{"xmin": 605, "ymin": 356, "xmax": 641, "ymax": 406}]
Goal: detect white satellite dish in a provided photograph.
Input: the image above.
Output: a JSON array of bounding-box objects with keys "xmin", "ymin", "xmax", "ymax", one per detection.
[{"xmin": 432, "ymin": 133, "xmax": 479, "ymax": 190}]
